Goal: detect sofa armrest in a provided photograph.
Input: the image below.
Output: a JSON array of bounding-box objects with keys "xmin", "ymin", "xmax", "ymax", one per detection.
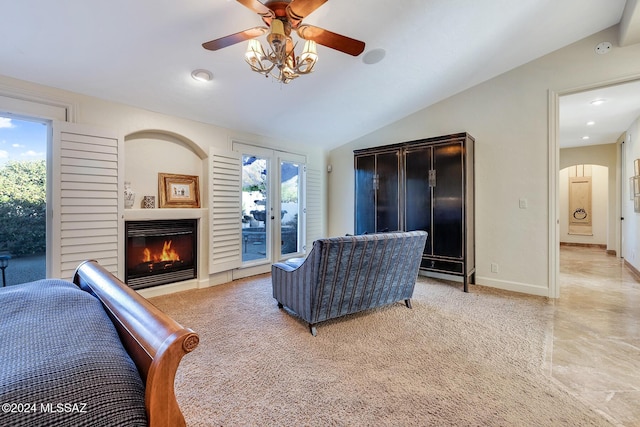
[
  {"xmin": 271, "ymin": 255, "xmax": 318, "ymax": 324},
  {"xmin": 272, "ymin": 262, "xmax": 297, "ymax": 273},
  {"xmin": 284, "ymin": 257, "xmax": 305, "ymax": 268}
]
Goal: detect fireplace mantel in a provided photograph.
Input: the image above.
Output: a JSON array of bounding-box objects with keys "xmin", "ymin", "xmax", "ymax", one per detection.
[{"xmin": 124, "ymin": 208, "xmax": 207, "ymax": 221}]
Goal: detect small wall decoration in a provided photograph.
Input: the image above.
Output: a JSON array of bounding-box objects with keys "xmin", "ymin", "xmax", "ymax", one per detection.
[
  {"xmin": 568, "ymin": 165, "xmax": 592, "ymax": 236},
  {"xmin": 158, "ymin": 173, "xmax": 200, "ymax": 208}
]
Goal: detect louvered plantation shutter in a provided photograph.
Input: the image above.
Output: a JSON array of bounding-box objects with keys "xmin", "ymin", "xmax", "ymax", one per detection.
[
  {"xmin": 209, "ymin": 148, "xmax": 242, "ymax": 274},
  {"xmin": 304, "ymin": 166, "xmax": 323, "ymax": 247},
  {"xmin": 51, "ymin": 122, "xmax": 122, "ymax": 280}
]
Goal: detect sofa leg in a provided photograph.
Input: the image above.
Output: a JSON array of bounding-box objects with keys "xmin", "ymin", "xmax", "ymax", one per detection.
[
  {"xmin": 309, "ymin": 324, "xmax": 317, "ymax": 337},
  {"xmin": 405, "ymin": 299, "xmax": 412, "ymax": 309}
]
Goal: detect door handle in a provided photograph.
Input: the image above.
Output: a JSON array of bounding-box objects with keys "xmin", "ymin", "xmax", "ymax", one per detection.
[{"xmin": 428, "ymin": 170, "xmax": 436, "ymax": 187}]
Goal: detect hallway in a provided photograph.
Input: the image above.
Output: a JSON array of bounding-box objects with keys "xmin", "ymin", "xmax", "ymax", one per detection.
[{"xmin": 553, "ymin": 245, "xmax": 640, "ymax": 426}]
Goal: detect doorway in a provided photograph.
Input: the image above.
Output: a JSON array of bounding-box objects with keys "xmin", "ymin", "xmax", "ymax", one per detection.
[
  {"xmin": 551, "ymin": 77, "xmax": 640, "ymax": 297},
  {"xmin": 0, "ymin": 115, "xmax": 48, "ymax": 285},
  {"xmin": 235, "ymin": 142, "xmax": 306, "ymax": 271}
]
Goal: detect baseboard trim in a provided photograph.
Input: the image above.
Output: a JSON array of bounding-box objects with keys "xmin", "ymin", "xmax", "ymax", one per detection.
[
  {"xmin": 559, "ymin": 242, "xmax": 606, "ymax": 249},
  {"xmin": 473, "ymin": 276, "xmax": 550, "ymax": 297},
  {"xmin": 624, "ymin": 259, "xmax": 640, "ymax": 281},
  {"xmin": 559, "ymin": 242, "xmax": 616, "ymax": 256}
]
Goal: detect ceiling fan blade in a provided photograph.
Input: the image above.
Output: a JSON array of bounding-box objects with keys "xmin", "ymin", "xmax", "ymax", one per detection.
[
  {"xmin": 236, "ymin": 0, "xmax": 274, "ymax": 18},
  {"xmin": 297, "ymin": 25, "xmax": 365, "ymax": 56},
  {"xmin": 237, "ymin": 0, "xmax": 275, "ymax": 25},
  {"xmin": 202, "ymin": 27, "xmax": 269, "ymax": 51},
  {"xmin": 286, "ymin": 0, "xmax": 327, "ymax": 27}
]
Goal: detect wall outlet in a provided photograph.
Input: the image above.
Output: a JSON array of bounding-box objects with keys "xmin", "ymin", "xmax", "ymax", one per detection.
[{"xmin": 491, "ymin": 263, "xmax": 499, "ymax": 273}]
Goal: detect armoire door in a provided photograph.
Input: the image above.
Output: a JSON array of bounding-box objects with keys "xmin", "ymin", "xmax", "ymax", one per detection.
[
  {"xmin": 405, "ymin": 146, "xmax": 432, "ymax": 253},
  {"xmin": 354, "ymin": 154, "xmax": 375, "ymax": 235},
  {"xmin": 354, "ymin": 150, "xmax": 400, "ymax": 234},
  {"xmin": 432, "ymin": 143, "xmax": 464, "ymax": 259},
  {"xmin": 375, "ymin": 151, "xmax": 400, "ymax": 232}
]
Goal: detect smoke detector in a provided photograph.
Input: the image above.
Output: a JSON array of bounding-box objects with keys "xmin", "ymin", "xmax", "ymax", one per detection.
[{"xmin": 595, "ymin": 42, "xmax": 612, "ymax": 55}]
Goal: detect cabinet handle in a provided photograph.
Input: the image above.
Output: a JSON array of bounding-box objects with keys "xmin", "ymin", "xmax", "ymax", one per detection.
[{"xmin": 428, "ymin": 170, "xmax": 436, "ymax": 187}]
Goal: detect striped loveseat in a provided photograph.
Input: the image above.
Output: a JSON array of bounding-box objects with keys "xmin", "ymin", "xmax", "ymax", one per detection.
[{"xmin": 271, "ymin": 230, "xmax": 428, "ymax": 336}]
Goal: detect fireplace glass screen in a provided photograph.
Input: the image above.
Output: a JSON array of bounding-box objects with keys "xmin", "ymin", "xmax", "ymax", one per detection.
[{"xmin": 125, "ymin": 219, "xmax": 197, "ymax": 289}]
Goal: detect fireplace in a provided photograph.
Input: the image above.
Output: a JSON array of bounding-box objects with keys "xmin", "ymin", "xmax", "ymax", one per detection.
[{"xmin": 125, "ymin": 219, "xmax": 197, "ymax": 289}]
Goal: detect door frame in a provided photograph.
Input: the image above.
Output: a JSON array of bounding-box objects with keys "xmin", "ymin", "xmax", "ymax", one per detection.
[
  {"xmin": 0, "ymin": 93, "xmax": 70, "ymax": 278},
  {"xmin": 231, "ymin": 142, "xmax": 306, "ymax": 279},
  {"xmin": 548, "ymin": 75, "xmax": 638, "ymax": 298}
]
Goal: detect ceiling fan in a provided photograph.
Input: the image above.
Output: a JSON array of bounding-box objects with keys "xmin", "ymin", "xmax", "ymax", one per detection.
[{"xmin": 202, "ymin": 0, "xmax": 366, "ymax": 83}]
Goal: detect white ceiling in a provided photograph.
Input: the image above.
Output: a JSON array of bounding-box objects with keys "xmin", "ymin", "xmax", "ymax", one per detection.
[
  {"xmin": 0, "ymin": 0, "xmax": 636, "ymax": 150},
  {"xmin": 560, "ymin": 79, "xmax": 640, "ymax": 148}
]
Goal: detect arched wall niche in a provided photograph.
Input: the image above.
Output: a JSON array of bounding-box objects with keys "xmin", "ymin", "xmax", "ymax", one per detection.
[
  {"xmin": 559, "ymin": 164, "xmax": 609, "ymax": 246},
  {"xmin": 559, "ymin": 142, "xmax": 618, "ymax": 252},
  {"xmin": 125, "ymin": 129, "xmax": 207, "ymax": 159},
  {"xmin": 559, "ymin": 152, "xmax": 614, "ymax": 171},
  {"xmin": 124, "ymin": 129, "xmax": 207, "ymax": 208}
]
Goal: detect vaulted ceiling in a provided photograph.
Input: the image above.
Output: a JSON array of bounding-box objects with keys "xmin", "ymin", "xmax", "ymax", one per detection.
[{"xmin": 0, "ymin": 1, "xmax": 638, "ymax": 150}]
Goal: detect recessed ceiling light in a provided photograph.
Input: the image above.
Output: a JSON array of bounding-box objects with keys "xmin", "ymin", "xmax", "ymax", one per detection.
[
  {"xmin": 586, "ymin": 121, "xmax": 595, "ymax": 126},
  {"xmin": 362, "ymin": 48, "xmax": 386, "ymax": 65},
  {"xmin": 582, "ymin": 136, "xmax": 590, "ymax": 140},
  {"xmin": 590, "ymin": 99, "xmax": 606, "ymax": 106},
  {"xmin": 191, "ymin": 69, "xmax": 213, "ymax": 82}
]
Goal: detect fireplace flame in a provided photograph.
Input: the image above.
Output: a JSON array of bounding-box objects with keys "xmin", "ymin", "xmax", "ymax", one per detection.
[{"xmin": 142, "ymin": 240, "xmax": 181, "ymax": 263}]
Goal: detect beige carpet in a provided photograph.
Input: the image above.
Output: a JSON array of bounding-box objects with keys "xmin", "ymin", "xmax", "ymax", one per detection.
[{"xmin": 150, "ymin": 275, "xmax": 612, "ymax": 426}]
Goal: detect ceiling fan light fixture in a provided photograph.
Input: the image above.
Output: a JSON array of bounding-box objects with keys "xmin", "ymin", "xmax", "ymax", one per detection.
[
  {"xmin": 245, "ymin": 39, "xmax": 269, "ymax": 72},
  {"xmin": 297, "ymin": 40, "xmax": 318, "ymax": 74},
  {"xmin": 267, "ymin": 19, "xmax": 287, "ymax": 47},
  {"xmin": 244, "ymin": 25, "xmax": 317, "ymax": 83}
]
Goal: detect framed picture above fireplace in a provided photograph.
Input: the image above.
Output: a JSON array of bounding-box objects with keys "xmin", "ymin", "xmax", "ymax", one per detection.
[{"xmin": 158, "ymin": 173, "xmax": 200, "ymax": 208}]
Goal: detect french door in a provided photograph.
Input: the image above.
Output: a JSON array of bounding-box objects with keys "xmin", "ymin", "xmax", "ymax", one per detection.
[{"xmin": 234, "ymin": 143, "xmax": 305, "ymax": 270}]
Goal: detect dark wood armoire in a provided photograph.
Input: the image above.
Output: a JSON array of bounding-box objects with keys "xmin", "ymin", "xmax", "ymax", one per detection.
[{"xmin": 354, "ymin": 132, "xmax": 475, "ymax": 291}]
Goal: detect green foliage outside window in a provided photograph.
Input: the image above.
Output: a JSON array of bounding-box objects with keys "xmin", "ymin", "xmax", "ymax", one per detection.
[{"xmin": 0, "ymin": 160, "xmax": 46, "ymax": 256}]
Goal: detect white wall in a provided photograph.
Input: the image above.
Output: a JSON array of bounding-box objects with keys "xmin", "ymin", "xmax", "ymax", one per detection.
[
  {"xmin": 559, "ymin": 164, "xmax": 609, "ymax": 246},
  {"xmin": 0, "ymin": 73, "xmax": 329, "ymax": 289},
  {"xmin": 328, "ymin": 25, "xmax": 640, "ymax": 296}
]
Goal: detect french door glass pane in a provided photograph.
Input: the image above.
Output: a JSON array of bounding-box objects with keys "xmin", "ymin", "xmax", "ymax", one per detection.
[
  {"xmin": 281, "ymin": 161, "xmax": 300, "ymax": 256},
  {"xmin": 241, "ymin": 155, "xmax": 268, "ymax": 263}
]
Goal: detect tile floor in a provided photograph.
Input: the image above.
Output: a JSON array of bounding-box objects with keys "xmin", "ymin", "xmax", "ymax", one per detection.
[{"xmin": 553, "ymin": 245, "xmax": 640, "ymax": 426}]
